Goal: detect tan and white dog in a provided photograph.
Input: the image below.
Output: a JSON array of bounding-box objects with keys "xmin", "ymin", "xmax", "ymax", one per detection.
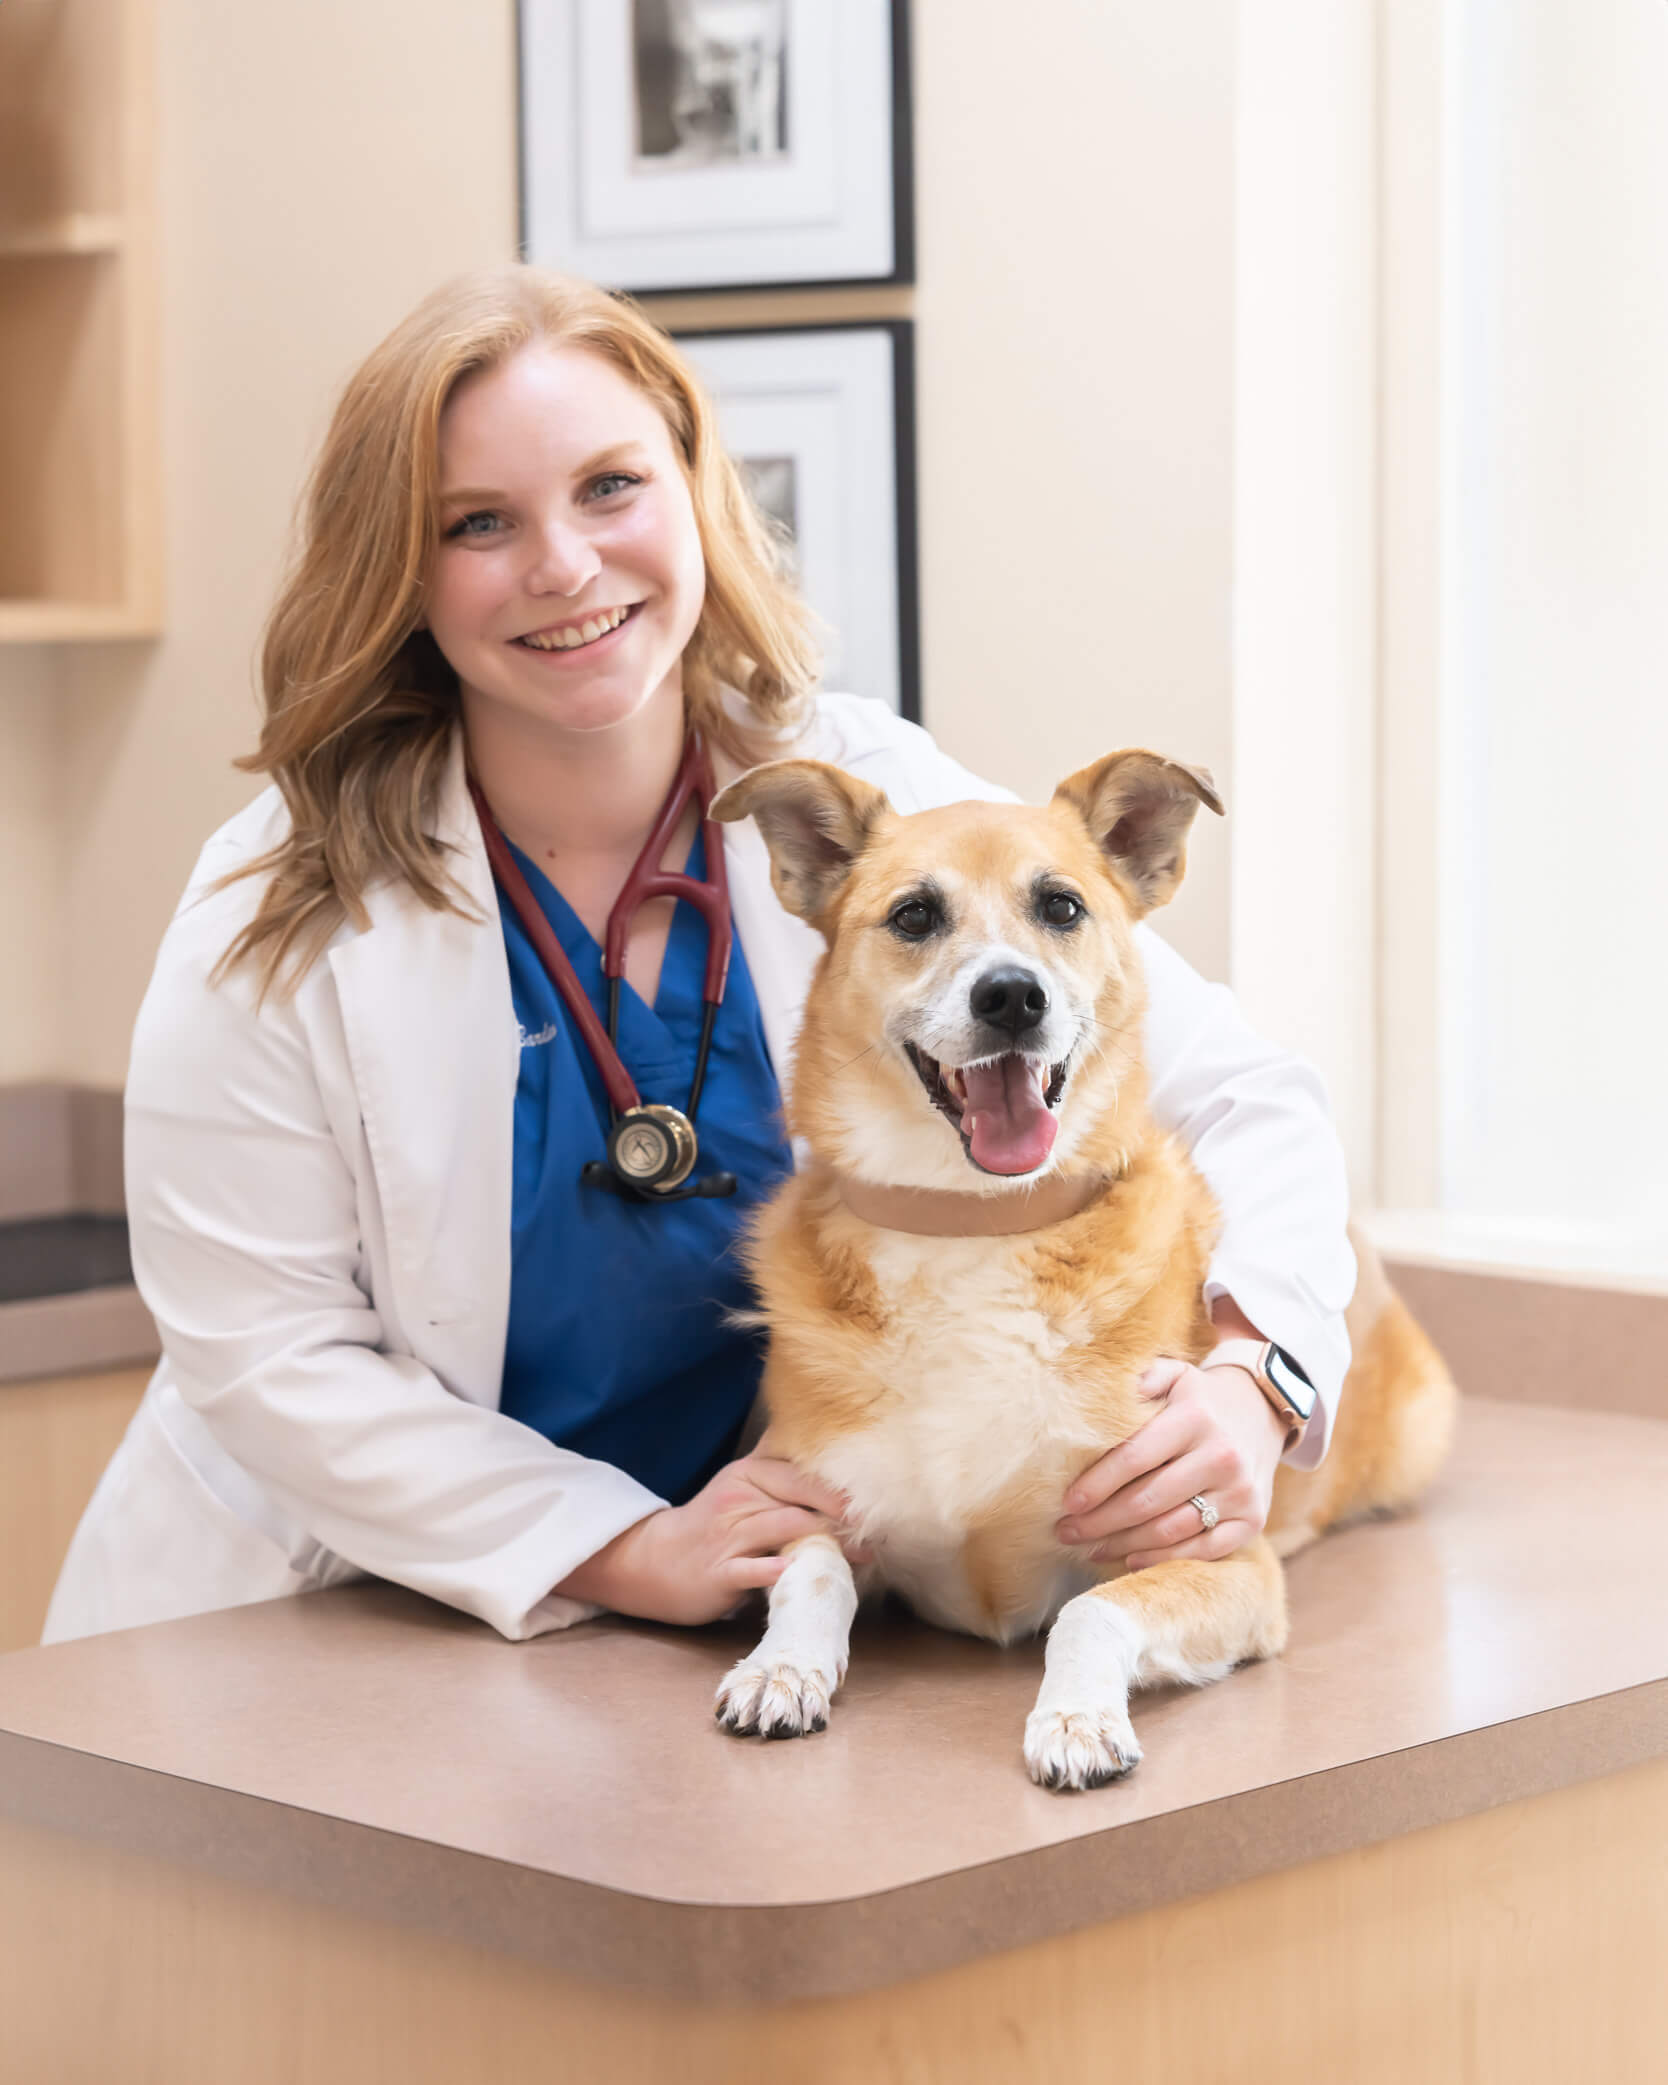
[{"xmin": 708, "ymin": 750, "xmax": 1456, "ymax": 1790}]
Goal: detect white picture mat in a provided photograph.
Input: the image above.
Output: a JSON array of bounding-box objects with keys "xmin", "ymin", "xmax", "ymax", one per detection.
[
  {"xmin": 521, "ymin": 0, "xmax": 896, "ymax": 290},
  {"xmin": 575, "ymin": 3, "xmax": 838, "ymax": 238},
  {"xmin": 679, "ymin": 328, "xmax": 902, "ymax": 711}
]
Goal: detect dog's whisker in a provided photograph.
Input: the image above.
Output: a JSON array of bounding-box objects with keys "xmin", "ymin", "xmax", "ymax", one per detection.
[{"xmin": 830, "ymin": 1042, "xmax": 880, "ymax": 1080}]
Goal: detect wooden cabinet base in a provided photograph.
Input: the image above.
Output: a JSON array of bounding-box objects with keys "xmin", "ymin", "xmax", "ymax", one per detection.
[
  {"xmin": 4, "ymin": 1754, "xmax": 1664, "ymax": 2084},
  {"xmin": 0, "ymin": 1366, "xmax": 148, "ymax": 1651}
]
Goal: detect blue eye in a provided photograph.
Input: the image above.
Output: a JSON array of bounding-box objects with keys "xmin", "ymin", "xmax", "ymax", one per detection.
[
  {"xmin": 448, "ymin": 510, "xmax": 503, "ymax": 539},
  {"xmin": 590, "ymin": 472, "xmax": 640, "ymax": 499}
]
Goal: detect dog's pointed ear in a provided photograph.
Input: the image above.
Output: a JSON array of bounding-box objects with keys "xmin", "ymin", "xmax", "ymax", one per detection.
[
  {"xmin": 1051, "ymin": 749, "xmax": 1224, "ymax": 917},
  {"xmin": 710, "ymin": 759, "xmax": 894, "ymax": 924}
]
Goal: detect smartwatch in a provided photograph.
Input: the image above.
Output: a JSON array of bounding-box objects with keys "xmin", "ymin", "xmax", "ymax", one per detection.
[{"xmin": 1199, "ymin": 1339, "xmax": 1317, "ymax": 1443}]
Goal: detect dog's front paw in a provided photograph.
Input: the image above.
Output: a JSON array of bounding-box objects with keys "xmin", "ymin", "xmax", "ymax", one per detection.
[
  {"xmin": 1023, "ymin": 1705, "xmax": 1142, "ymax": 1790},
  {"xmin": 715, "ymin": 1656, "xmax": 835, "ymax": 1739}
]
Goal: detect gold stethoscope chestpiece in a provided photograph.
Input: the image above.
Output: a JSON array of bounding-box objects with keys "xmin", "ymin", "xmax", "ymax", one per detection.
[{"xmin": 607, "ymin": 1104, "xmax": 699, "ymax": 1194}]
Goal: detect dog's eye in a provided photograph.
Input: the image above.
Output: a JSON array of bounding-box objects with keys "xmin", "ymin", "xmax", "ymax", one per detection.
[
  {"xmin": 889, "ymin": 897, "xmax": 939, "ymax": 939},
  {"xmin": 1040, "ymin": 892, "xmax": 1084, "ymax": 928}
]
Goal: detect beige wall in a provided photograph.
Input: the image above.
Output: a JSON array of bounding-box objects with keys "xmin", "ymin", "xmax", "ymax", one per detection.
[
  {"xmin": 913, "ymin": 2, "xmax": 1233, "ymax": 974},
  {"xmin": 1, "ymin": 0, "xmax": 1236, "ymax": 1089},
  {"xmin": 0, "ymin": 649, "xmax": 62, "ymax": 1076}
]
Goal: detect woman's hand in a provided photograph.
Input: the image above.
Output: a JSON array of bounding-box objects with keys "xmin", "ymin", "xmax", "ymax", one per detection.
[
  {"xmin": 1056, "ymin": 1358, "xmax": 1290, "ymax": 1570},
  {"xmin": 557, "ymin": 1452, "xmax": 857, "ymax": 1627}
]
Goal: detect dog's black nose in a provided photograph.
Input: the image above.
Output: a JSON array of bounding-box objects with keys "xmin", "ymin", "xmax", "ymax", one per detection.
[{"xmin": 970, "ymin": 967, "xmax": 1049, "ymax": 1037}]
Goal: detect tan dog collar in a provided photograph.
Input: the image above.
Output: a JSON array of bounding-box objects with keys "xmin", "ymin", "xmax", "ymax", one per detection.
[{"xmin": 820, "ymin": 1164, "xmax": 1115, "ymax": 1237}]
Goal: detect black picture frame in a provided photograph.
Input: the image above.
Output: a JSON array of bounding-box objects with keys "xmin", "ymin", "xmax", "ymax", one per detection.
[
  {"xmin": 518, "ymin": 0, "xmax": 915, "ymax": 297},
  {"xmin": 673, "ymin": 318, "xmax": 920, "ymax": 723}
]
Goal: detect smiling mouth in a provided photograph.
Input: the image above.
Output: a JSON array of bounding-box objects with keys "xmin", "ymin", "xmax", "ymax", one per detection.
[
  {"xmin": 515, "ymin": 602, "xmax": 642, "ymax": 652},
  {"xmin": 903, "ymin": 1044, "xmax": 1071, "ymax": 1176}
]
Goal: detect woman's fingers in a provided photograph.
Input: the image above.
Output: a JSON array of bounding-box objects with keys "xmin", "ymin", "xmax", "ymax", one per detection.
[
  {"xmin": 1137, "ymin": 1355, "xmax": 1191, "ymax": 1400},
  {"xmin": 742, "ymin": 1454, "xmax": 853, "ymax": 1523},
  {"xmin": 1058, "ymin": 1406, "xmax": 1221, "ymax": 1541},
  {"xmin": 1122, "ymin": 1520, "xmax": 1252, "ymax": 1570},
  {"xmin": 733, "ymin": 1503, "xmax": 840, "ymax": 1557},
  {"xmin": 723, "ymin": 1553, "xmax": 791, "ymax": 1593},
  {"xmin": 1079, "ymin": 1450, "xmax": 1235, "ymax": 1557},
  {"xmin": 1062, "ymin": 1405, "xmax": 1195, "ymax": 1519},
  {"xmin": 1065, "ymin": 1445, "xmax": 1227, "ymax": 1550}
]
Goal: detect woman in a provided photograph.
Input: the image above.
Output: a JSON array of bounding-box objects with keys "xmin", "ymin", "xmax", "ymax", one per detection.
[{"xmin": 44, "ymin": 267, "xmax": 1355, "ymax": 1647}]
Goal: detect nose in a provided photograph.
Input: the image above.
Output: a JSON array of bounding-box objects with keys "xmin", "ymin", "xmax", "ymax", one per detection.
[
  {"xmin": 970, "ymin": 966, "xmax": 1049, "ymax": 1038},
  {"xmin": 526, "ymin": 519, "xmax": 602, "ymax": 597}
]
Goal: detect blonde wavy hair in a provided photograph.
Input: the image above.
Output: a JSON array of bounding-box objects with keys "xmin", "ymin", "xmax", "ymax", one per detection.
[{"xmin": 216, "ymin": 265, "xmax": 820, "ymax": 1000}]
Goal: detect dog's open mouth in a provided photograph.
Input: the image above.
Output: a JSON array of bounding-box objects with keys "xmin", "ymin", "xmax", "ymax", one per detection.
[{"xmin": 904, "ymin": 1046, "xmax": 1070, "ymax": 1176}]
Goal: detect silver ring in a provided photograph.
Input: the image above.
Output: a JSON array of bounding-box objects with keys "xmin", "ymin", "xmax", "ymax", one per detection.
[{"xmin": 1189, "ymin": 1493, "xmax": 1218, "ymax": 1533}]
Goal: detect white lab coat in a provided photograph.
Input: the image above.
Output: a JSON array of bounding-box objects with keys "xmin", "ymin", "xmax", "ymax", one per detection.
[{"xmin": 43, "ymin": 694, "xmax": 1355, "ymax": 1647}]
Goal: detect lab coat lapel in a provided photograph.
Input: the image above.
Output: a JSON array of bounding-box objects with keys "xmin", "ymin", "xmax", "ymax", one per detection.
[
  {"xmin": 325, "ymin": 719, "xmax": 833, "ymax": 1400},
  {"xmin": 327, "ymin": 732, "xmax": 515, "ymax": 1406}
]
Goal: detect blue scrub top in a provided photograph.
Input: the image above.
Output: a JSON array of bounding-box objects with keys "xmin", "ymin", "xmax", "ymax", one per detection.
[{"xmin": 497, "ymin": 832, "xmax": 794, "ymax": 1505}]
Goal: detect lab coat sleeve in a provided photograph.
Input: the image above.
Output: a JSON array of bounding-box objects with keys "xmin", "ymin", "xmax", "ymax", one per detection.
[
  {"xmin": 124, "ymin": 871, "xmax": 669, "ymax": 1642},
  {"xmin": 817, "ymin": 695, "xmax": 1357, "ymax": 1464},
  {"xmin": 1136, "ymin": 925, "xmax": 1356, "ymax": 1468}
]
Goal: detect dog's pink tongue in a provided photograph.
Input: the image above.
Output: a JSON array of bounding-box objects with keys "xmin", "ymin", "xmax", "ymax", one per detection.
[{"xmin": 962, "ymin": 1056, "xmax": 1057, "ymax": 1174}]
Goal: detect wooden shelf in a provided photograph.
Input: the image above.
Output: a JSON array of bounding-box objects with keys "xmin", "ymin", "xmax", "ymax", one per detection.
[
  {"xmin": 0, "ymin": 600, "xmax": 161, "ymax": 644},
  {"xmin": 0, "ymin": 214, "xmax": 124, "ymax": 259},
  {"xmin": 0, "ymin": 0, "xmax": 159, "ymax": 643}
]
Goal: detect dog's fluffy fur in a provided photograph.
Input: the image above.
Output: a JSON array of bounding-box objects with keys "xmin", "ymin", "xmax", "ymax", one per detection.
[{"xmin": 708, "ymin": 750, "xmax": 1456, "ymax": 1788}]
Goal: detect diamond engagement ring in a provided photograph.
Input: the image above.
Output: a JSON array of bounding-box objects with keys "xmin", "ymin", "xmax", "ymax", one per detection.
[{"xmin": 1189, "ymin": 1494, "xmax": 1219, "ymax": 1533}]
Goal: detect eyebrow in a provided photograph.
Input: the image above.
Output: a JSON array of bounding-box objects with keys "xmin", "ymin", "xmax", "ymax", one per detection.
[{"xmin": 437, "ymin": 442, "xmax": 651, "ymax": 507}]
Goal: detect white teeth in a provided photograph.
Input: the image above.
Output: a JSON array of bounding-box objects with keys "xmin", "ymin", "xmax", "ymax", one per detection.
[
  {"xmin": 941, "ymin": 1058, "xmax": 1049, "ymax": 1099},
  {"xmin": 522, "ymin": 605, "xmax": 631, "ymax": 650}
]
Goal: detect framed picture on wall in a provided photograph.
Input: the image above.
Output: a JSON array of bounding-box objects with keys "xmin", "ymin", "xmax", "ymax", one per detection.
[
  {"xmin": 519, "ymin": 0, "xmax": 914, "ymax": 294},
  {"xmin": 677, "ymin": 321, "xmax": 919, "ymax": 719}
]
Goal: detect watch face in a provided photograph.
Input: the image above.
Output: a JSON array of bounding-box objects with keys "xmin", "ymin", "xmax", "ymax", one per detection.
[{"xmin": 1266, "ymin": 1345, "xmax": 1318, "ymax": 1420}]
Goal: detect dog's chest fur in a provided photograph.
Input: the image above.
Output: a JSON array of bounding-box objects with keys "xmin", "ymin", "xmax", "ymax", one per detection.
[{"xmin": 783, "ymin": 1228, "xmax": 1124, "ymax": 1643}]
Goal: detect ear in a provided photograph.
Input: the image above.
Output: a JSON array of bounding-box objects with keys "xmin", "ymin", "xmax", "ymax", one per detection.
[
  {"xmin": 709, "ymin": 759, "xmax": 894, "ymax": 924},
  {"xmin": 1051, "ymin": 749, "xmax": 1224, "ymax": 917}
]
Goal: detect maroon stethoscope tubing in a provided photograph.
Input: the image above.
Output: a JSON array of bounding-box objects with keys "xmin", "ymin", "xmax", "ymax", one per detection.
[
  {"xmin": 467, "ymin": 736, "xmax": 732, "ymax": 1126},
  {"xmin": 603, "ymin": 737, "xmax": 732, "ymax": 1005}
]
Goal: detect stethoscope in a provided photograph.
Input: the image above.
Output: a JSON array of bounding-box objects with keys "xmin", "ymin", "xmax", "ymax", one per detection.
[{"xmin": 469, "ymin": 736, "xmax": 739, "ymax": 1205}]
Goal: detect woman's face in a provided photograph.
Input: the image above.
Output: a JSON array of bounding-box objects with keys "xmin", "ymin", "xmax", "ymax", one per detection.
[{"xmin": 425, "ymin": 342, "xmax": 707, "ymax": 740}]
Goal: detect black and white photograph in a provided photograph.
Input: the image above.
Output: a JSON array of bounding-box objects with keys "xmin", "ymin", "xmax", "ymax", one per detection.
[
  {"xmin": 520, "ymin": 0, "xmax": 912, "ymax": 293},
  {"xmin": 631, "ymin": 1, "xmax": 788, "ymax": 171},
  {"xmin": 735, "ymin": 453, "xmax": 800, "ymax": 568},
  {"xmin": 676, "ymin": 321, "xmax": 918, "ymax": 718}
]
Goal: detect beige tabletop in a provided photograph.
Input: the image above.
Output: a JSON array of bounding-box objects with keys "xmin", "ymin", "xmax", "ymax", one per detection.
[{"xmin": 3, "ymin": 1394, "xmax": 1667, "ymax": 2000}]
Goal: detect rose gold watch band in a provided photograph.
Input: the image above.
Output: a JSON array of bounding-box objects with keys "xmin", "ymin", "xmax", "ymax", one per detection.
[{"xmin": 1199, "ymin": 1338, "xmax": 1306, "ymax": 1443}]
